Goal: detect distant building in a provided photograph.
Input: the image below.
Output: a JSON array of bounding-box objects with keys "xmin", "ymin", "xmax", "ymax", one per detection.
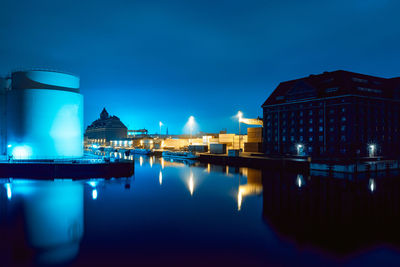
[
  {"xmin": 262, "ymin": 70, "xmax": 400, "ymax": 157},
  {"xmin": 85, "ymin": 108, "xmax": 127, "ymax": 142}
]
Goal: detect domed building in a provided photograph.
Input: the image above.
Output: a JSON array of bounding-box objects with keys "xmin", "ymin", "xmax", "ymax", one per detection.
[{"xmin": 85, "ymin": 108, "xmax": 127, "ymax": 142}]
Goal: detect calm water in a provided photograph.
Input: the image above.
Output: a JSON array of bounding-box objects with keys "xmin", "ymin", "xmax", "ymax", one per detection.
[{"xmin": 2, "ymin": 156, "xmax": 400, "ymax": 266}]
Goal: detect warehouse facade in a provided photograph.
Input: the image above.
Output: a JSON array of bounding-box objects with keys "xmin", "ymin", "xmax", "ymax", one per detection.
[{"xmin": 262, "ymin": 70, "xmax": 400, "ymax": 158}]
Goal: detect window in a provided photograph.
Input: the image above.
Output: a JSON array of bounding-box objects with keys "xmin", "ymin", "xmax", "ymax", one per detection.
[
  {"xmin": 329, "ymin": 118, "xmax": 334, "ymax": 123},
  {"xmin": 341, "ymin": 107, "xmax": 346, "ymax": 113},
  {"xmin": 309, "ymin": 110, "xmax": 313, "ymax": 115},
  {"xmin": 299, "ymin": 128, "xmax": 303, "ymax": 133},
  {"xmin": 341, "ymin": 117, "xmax": 346, "ymax": 122},
  {"xmin": 329, "ymin": 109, "xmax": 335, "ymax": 114},
  {"xmin": 300, "ymin": 136, "xmax": 303, "ymax": 141},
  {"xmin": 325, "ymin": 87, "xmax": 339, "ymax": 93},
  {"xmin": 309, "ymin": 119, "xmax": 313, "ymax": 124},
  {"xmin": 319, "ymin": 118, "xmax": 323, "ymax": 123},
  {"xmin": 352, "ymin": 77, "xmax": 368, "ymax": 83},
  {"xmin": 282, "ymin": 136, "xmax": 286, "ymax": 142},
  {"xmin": 300, "ymin": 111, "xmax": 303, "ymax": 117},
  {"xmin": 300, "ymin": 119, "xmax": 303, "ymax": 124},
  {"xmin": 319, "ymin": 136, "xmax": 323, "ymax": 142},
  {"xmin": 329, "ymin": 127, "xmax": 334, "ymax": 132},
  {"xmin": 290, "ymin": 136, "xmax": 294, "ymax": 142},
  {"xmin": 319, "ymin": 126, "xmax": 324, "ymax": 132},
  {"xmin": 309, "ymin": 127, "xmax": 313, "ymax": 132},
  {"xmin": 340, "ymin": 135, "xmax": 346, "ymax": 141},
  {"xmin": 341, "ymin": 125, "xmax": 346, "ymax": 131},
  {"xmin": 357, "ymin": 87, "xmax": 382, "ymax": 94},
  {"xmin": 309, "ymin": 137, "xmax": 313, "ymax": 142}
]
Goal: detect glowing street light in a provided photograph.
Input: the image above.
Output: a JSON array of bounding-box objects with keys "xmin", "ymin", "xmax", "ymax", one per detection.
[
  {"xmin": 369, "ymin": 144, "xmax": 376, "ymax": 157},
  {"xmin": 188, "ymin": 116, "xmax": 194, "ymax": 144},
  {"xmin": 237, "ymin": 111, "xmax": 243, "ymax": 150},
  {"xmin": 296, "ymin": 144, "xmax": 303, "ymax": 156}
]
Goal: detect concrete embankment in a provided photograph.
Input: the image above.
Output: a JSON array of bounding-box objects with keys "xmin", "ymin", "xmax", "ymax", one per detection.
[
  {"xmin": 198, "ymin": 153, "xmax": 309, "ymax": 172},
  {"xmin": 0, "ymin": 160, "xmax": 134, "ymax": 179}
]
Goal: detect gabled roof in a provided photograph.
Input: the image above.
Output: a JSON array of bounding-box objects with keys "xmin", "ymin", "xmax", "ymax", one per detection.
[{"xmin": 262, "ymin": 70, "xmax": 400, "ymax": 107}]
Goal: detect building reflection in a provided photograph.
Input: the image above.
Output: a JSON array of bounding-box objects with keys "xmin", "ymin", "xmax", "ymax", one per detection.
[
  {"xmin": 261, "ymin": 170, "xmax": 400, "ymax": 255},
  {"xmin": 0, "ymin": 177, "xmax": 132, "ymax": 265},
  {"xmin": 237, "ymin": 168, "xmax": 263, "ymax": 211},
  {"xmin": 1, "ymin": 180, "xmax": 84, "ymax": 265}
]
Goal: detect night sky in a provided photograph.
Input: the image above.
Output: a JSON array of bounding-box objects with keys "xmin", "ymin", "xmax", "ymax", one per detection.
[{"xmin": 1, "ymin": 0, "xmax": 400, "ymax": 134}]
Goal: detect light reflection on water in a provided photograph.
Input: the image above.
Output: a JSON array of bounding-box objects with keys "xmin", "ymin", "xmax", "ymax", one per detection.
[{"xmin": 1, "ymin": 156, "xmax": 400, "ymax": 266}]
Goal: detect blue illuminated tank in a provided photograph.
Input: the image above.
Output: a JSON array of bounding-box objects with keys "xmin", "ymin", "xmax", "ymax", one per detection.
[{"xmin": 4, "ymin": 70, "xmax": 83, "ymax": 160}]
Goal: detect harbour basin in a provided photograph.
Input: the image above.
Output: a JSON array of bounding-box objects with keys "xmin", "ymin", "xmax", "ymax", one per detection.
[{"xmin": 1, "ymin": 156, "xmax": 400, "ymax": 266}]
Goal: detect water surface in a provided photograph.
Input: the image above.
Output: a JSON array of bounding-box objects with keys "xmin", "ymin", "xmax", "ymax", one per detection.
[{"xmin": 1, "ymin": 156, "xmax": 400, "ymax": 266}]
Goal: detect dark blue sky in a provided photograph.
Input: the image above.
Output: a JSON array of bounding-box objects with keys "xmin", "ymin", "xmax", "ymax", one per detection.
[{"xmin": 1, "ymin": 0, "xmax": 399, "ymax": 134}]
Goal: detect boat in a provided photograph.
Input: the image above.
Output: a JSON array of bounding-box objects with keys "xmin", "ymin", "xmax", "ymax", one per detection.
[{"xmin": 162, "ymin": 151, "xmax": 199, "ymax": 160}]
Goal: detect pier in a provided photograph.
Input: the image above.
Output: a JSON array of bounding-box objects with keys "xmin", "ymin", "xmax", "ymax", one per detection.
[
  {"xmin": 0, "ymin": 160, "xmax": 134, "ymax": 179},
  {"xmin": 198, "ymin": 153, "xmax": 309, "ymax": 172}
]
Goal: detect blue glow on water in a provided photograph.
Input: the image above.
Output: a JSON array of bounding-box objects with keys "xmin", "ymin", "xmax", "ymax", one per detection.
[
  {"xmin": 92, "ymin": 189, "xmax": 98, "ymax": 200},
  {"xmin": 5, "ymin": 183, "xmax": 12, "ymax": 199},
  {"xmin": 2, "ymin": 157, "xmax": 400, "ymax": 265}
]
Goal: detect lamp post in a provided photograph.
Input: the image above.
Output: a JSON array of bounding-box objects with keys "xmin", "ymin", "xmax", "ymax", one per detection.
[
  {"xmin": 237, "ymin": 111, "xmax": 243, "ymax": 151},
  {"xmin": 188, "ymin": 116, "xmax": 194, "ymax": 145},
  {"xmin": 296, "ymin": 144, "xmax": 303, "ymax": 156},
  {"xmin": 369, "ymin": 144, "xmax": 376, "ymax": 158},
  {"xmin": 159, "ymin": 121, "xmax": 163, "ymax": 138}
]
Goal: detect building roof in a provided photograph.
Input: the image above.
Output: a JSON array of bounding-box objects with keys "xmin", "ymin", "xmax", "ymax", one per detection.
[
  {"xmin": 262, "ymin": 70, "xmax": 400, "ymax": 107},
  {"xmin": 86, "ymin": 108, "xmax": 127, "ymax": 130}
]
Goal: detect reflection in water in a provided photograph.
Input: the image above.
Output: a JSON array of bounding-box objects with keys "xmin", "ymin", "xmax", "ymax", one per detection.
[
  {"xmin": 0, "ymin": 177, "xmax": 133, "ymax": 265},
  {"xmin": 262, "ymin": 170, "xmax": 400, "ymax": 255},
  {"xmin": 188, "ymin": 171, "xmax": 194, "ymax": 196},
  {"xmin": 6, "ymin": 180, "xmax": 84, "ymax": 265},
  {"xmin": 5, "ymin": 183, "xmax": 12, "ymax": 200},
  {"xmin": 139, "ymin": 156, "xmax": 143, "ymax": 166},
  {"xmin": 369, "ymin": 178, "xmax": 375, "ymax": 192},
  {"xmin": 161, "ymin": 158, "xmax": 165, "ymax": 169},
  {"xmin": 92, "ymin": 188, "xmax": 98, "ymax": 199},
  {"xmin": 296, "ymin": 174, "xmax": 304, "ymax": 188},
  {"xmin": 4, "ymin": 155, "xmax": 400, "ymax": 265},
  {"xmin": 149, "ymin": 156, "xmax": 153, "ymax": 168},
  {"xmin": 237, "ymin": 168, "xmax": 263, "ymax": 211}
]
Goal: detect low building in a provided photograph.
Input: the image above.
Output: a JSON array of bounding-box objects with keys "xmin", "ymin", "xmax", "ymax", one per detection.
[
  {"xmin": 262, "ymin": 70, "xmax": 400, "ymax": 157},
  {"xmin": 85, "ymin": 108, "xmax": 127, "ymax": 142}
]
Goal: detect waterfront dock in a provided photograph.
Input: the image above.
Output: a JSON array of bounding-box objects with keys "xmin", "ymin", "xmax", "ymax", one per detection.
[
  {"xmin": 198, "ymin": 153, "xmax": 400, "ymax": 174},
  {"xmin": 0, "ymin": 160, "xmax": 134, "ymax": 179},
  {"xmin": 198, "ymin": 153, "xmax": 309, "ymax": 172}
]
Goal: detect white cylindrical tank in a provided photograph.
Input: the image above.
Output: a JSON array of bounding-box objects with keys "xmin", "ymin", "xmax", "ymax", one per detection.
[{"xmin": 6, "ymin": 70, "xmax": 83, "ymax": 159}]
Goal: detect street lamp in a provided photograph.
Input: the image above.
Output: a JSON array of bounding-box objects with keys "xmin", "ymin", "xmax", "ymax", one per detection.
[
  {"xmin": 188, "ymin": 116, "xmax": 194, "ymax": 144},
  {"xmin": 296, "ymin": 144, "xmax": 303, "ymax": 156},
  {"xmin": 237, "ymin": 111, "xmax": 243, "ymax": 151},
  {"xmin": 159, "ymin": 121, "xmax": 163, "ymax": 137},
  {"xmin": 369, "ymin": 144, "xmax": 376, "ymax": 157}
]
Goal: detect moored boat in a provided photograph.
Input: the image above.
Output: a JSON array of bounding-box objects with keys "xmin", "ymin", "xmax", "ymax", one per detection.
[{"xmin": 162, "ymin": 151, "xmax": 199, "ymax": 160}]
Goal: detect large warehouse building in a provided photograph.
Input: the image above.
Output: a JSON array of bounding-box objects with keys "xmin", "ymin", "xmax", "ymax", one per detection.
[
  {"xmin": 262, "ymin": 70, "xmax": 400, "ymax": 158},
  {"xmin": 0, "ymin": 70, "xmax": 84, "ymax": 160}
]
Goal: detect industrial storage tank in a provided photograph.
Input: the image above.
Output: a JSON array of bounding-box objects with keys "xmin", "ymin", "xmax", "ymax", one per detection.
[{"xmin": 6, "ymin": 70, "xmax": 83, "ymax": 159}]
